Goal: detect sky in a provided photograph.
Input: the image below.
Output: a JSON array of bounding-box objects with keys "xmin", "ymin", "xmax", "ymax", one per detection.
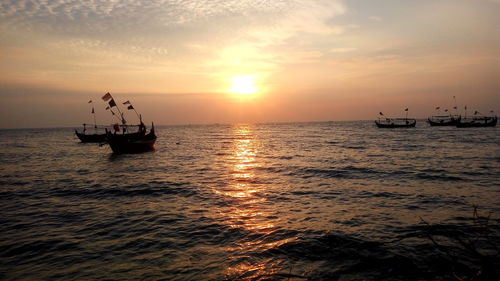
[{"xmin": 0, "ymin": 0, "xmax": 499, "ymax": 128}]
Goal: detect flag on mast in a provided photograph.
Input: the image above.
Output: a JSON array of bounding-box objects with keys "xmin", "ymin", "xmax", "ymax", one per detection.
[
  {"xmin": 123, "ymin": 101, "xmax": 131, "ymax": 105},
  {"xmin": 102, "ymin": 92, "xmax": 112, "ymax": 101},
  {"xmin": 405, "ymin": 108, "xmax": 408, "ymax": 111},
  {"xmin": 127, "ymin": 105, "xmax": 134, "ymax": 110},
  {"xmin": 108, "ymin": 99, "xmax": 117, "ymax": 108},
  {"xmin": 88, "ymin": 100, "xmax": 92, "ymax": 103},
  {"xmin": 92, "ymin": 107, "xmax": 95, "ymax": 114},
  {"xmin": 379, "ymin": 112, "xmax": 383, "ymax": 116},
  {"xmin": 435, "ymin": 107, "xmax": 440, "ymax": 110}
]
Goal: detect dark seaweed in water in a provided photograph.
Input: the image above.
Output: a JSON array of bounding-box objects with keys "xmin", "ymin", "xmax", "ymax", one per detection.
[{"xmin": 0, "ymin": 122, "xmax": 499, "ymax": 280}]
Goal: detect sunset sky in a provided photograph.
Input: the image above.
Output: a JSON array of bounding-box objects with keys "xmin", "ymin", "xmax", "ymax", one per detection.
[{"xmin": 1, "ymin": 0, "xmax": 499, "ymax": 128}]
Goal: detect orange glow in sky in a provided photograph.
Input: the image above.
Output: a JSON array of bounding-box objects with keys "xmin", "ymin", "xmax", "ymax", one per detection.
[{"xmin": 0, "ymin": 0, "xmax": 499, "ymax": 128}]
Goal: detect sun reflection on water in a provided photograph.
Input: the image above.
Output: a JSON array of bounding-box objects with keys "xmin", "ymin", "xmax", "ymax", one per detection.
[
  {"xmin": 211, "ymin": 124, "xmax": 291, "ymax": 279},
  {"xmin": 213, "ymin": 124, "xmax": 272, "ymax": 230}
]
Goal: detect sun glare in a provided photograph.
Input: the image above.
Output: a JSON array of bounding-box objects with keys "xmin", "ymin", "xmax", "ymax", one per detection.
[{"xmin": 229, "ymin": 75, "xmax": 258, "ymax": 95}]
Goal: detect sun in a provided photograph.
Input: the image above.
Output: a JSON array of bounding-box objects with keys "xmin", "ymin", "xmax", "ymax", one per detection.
[{"xmin": 228, "ymin": 75, "xmax": 258, "ymax": 95}]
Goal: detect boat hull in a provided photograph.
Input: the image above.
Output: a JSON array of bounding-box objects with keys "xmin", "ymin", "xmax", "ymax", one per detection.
[
  {"xmin": 106, "ymin": 131, "xmax": 156, "ymax": 154},
  {"xmin": 375, "ymin": 119, "xmax": 416, "ymax": 128},
  {"xmin": 456, "ymin": 116, "xmax": 497, "ymax": 128},
  {"xmin": 75, "ymin": 130, "xmax": 107, "ymax": 143},
  {"xmin": 427, "ymin": 117, "xmax": 458, "ymax": 126}
]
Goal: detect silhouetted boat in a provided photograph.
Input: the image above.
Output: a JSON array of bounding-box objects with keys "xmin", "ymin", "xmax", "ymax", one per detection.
[
  {"xmin": 75, "ymin": 124, "xmax": 145, "ymax": 143},
  {"xmin": 375, "ymin": 118, "xmax": 416, "ymax": 128},
  {"xmin": 106, "ymin": 123, "xmax": 156, "ymax": 154},
  {"xmin": 427, "ymin": 115, "xmax": 458, "ymax": 126},
  {"xmin": 75, "ymin": 124, "xmax": 107, "ymax": 143},
  {"xmin": 456, "ymin": 116, "xmax": 497, "ymax": 128},
  {"xmin": 75, "ymin": 130, "xmax": 107, "ymax": 143}
]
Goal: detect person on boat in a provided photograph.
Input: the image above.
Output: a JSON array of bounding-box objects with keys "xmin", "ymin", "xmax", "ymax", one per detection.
[{"xmin": 139, "ymin": 122, "xmax": 146, "ymax": 135}]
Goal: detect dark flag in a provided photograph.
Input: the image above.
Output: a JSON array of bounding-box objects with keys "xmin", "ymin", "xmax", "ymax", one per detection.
[
  {"xmin": 444, "ymin": 109, "xmax": 448, "ymax": 112},
  {"xmin": 453, "ymin": 106, "xmax": 457, "ymax": 109},
  {"xmin": 102, "ymin": 92, "xmax": 112, "ymax": 101},
  {"xmin": 435, "ymin": 107, "xmax": 440, "ymax": 110},
  {"xmin": 465, "ymin": 106, "xmax": 467, "ymax": 110},
  {"xmin": 88, "ymin": 100, "xmax": 92, "ymax": 103},
  {"xmin": 405, "ymin": 108, "xmax": 408, "ymax": 111},
  {"xmin": 127, "ymin": 105, "xmax": 134, "ymax": 110},
  {"xmin": 92, "ymin": 107, "xmax": 95, "ymax": 114},
  {"xmin": 123, "ymin": 101, "xmax": 131, "ymax": 105},
  {"xmin": 108, "ymin": 99, "xmax": 117, "ymax": 108},
  {"xmin": 379, "ymin": 112, "xmax": 383, "ymax": 116},
  {"xmin": 474, "ymin": 111, "xmax": 478, "ymax": 115},
  {"xmin": 105, "ymin": 106, "xmax": 110, "ymax": 110}
]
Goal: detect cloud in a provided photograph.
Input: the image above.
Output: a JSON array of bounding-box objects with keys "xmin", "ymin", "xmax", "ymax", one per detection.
[
  {"xmin": 369, "ymin": 16, "xmax": 382, "ymax": 21},
  {"xmin": 0, "ymin": 0, "xmax": 346, "ymax": 60},
  {"xmin": 0, "ymin": 1, "xmax": 344, "ymax": 36},
  {"xmin": 0, "ymin": 0, "xmax": 349, "ymax": 95},
  {"xmin": 329, "ymin": 48, "xmax": 357, "ymax": 53}
]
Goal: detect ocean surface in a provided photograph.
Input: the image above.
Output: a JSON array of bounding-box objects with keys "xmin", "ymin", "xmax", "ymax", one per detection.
[{"xmin": 1, "ymin": 121, "xmax": 499, "ymax": 280}]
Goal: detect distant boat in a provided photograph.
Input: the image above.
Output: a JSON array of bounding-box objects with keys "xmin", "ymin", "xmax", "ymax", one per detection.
[
  {"xmin": 106, "ymin": 123, "xmax": 157, "ymax": 154},
  {"xmin": 456, "ymin": 116, "xmax": 497, "ymax": 128},
  {"xmin": 427, "ymin": 115, "xmax": 458, "ymax": 126},
  {"xmin": 375, "ymin": 118, "xmax": 416, "ymax": 128}
]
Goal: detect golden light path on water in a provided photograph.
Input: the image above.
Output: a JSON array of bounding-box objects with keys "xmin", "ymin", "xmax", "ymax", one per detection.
[{"xmin": 211, "ymin": 125, "xmax": 295, "ymax": 279}]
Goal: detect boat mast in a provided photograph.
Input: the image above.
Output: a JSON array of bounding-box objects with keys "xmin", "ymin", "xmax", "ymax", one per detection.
[
  {"xmin": 123, "ymin": 100, "xmax": 141, "ymax": 122},
  {"xmin": 88, "ymin": 99, "xmax": 98, "ymax": 129},
  {"xmin": 92, "ymin": 107, "xmax": 97, "ymax": 129},
  {"xmin": 103, "ymin": 92, "xmax": 127, "ymax": 125},
  {"xmin": 453, "ymin": 96, "xmax": 458, "ymax": 116}
]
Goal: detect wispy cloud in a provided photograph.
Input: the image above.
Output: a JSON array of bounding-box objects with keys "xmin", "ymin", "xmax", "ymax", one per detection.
[
  {"xmin": 330, "ymin": 48, "xmax": 357, "ymax": 53},
  {"xmin": 0, "ymin": 1, "xmax": 345, "ymax": 40},
  {"xmin": 0, "ymin": 0, "xmax": 347, "ymax": 66},
  {"xmin": 369, "ymin": 16, "xmax": 382, "ymax": 22}
]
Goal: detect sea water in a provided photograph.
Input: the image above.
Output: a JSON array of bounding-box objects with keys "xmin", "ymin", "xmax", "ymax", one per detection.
[{"xmin": 0, "ymin": 121, "xmax": 499, "ymax": 280}]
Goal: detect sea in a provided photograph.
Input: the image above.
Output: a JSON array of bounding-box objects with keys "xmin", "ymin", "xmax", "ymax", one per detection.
[{"xmin": 0, "ymin": 121, "xmax": 499, "ymax": 281}]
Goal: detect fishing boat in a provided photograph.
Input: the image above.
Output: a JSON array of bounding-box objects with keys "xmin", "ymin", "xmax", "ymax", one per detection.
[
  {"xmin": 376, "ymin": 109, "xmax": 416, "ymax": 128},
  {"xmin": 375, "ymin": 118, "xmax": 416, "ymax": 128},
  {"xmin": 75, "ymin": 123, "xmax": 144, "ymax": 143},
  {"xmin": 456, "ymin": 116, "xmax": 497, "ymax": 128},
  {"xmin": 427, "ymin": 115, "xmax": 458, "ymax": 126},
  {"xmin": 75, "ymin": 124, "xmax": 107, "ymax": 143},
  {"xmin": 106, "ymin": 123, "xmax": 157, "ymax": 154}
]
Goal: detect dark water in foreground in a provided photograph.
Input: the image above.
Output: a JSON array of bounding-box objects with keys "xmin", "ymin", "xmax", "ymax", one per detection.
[{"xmin": 1, "ymin": 121, "xmax": 499, "ymax": 280}]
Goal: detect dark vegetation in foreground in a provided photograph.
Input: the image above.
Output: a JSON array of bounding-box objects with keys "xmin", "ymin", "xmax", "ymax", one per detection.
[{"xmin": 416, "ymin": 206, "xmax": 500, "ymax": 281}]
